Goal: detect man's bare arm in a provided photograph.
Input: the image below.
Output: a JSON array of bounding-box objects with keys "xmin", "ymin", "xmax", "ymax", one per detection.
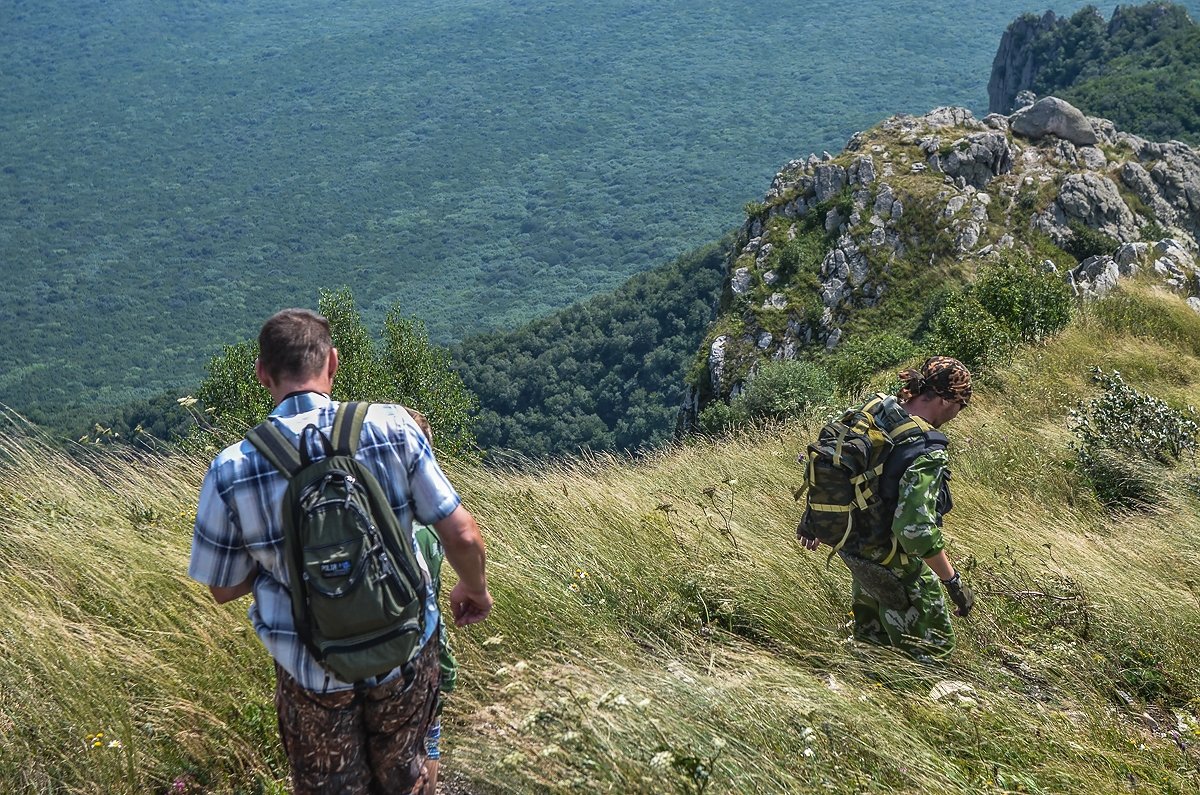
[
  {"xmin": 433, "ymin": 505, "xmax": 493, "ymax": 626},
  {"xmin": 209, "ymin": 571, "xmax": 255, "ymax": 604}
]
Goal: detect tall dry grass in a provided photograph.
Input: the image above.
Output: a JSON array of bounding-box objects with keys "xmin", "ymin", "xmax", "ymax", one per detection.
[{"xmin": 1, "ymin": 284, "xmax": 1199, "ymax": 793}]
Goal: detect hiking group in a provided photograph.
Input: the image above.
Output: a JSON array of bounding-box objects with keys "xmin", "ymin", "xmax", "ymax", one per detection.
[{"xmin": 187, "ymin": 306, "xmax": 975, "ymax": 793}]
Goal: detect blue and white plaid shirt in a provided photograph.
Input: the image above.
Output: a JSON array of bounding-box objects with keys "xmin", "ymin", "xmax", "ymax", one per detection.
[{"xmin": 188, "ymin": 392, "xmax": 461, "ymax": 692}]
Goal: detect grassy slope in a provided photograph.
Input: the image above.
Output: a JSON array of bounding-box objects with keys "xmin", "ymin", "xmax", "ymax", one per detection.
[{"xmin": 2, "ymin": 285, "xmax": 1200, "ymax": 793}]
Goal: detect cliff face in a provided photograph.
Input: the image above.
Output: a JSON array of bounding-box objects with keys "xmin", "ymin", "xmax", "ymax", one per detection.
[
  {"xmin": 682, "ymin": 96, "xmax": 1200, "ymax": 427},
  {"xmin": 987, "ymin": 2, "xmax": 1193, "ymax": 115},
  {"xmin": 987, "ymin": 10, "xmax": 1062, "ymax": 115}
]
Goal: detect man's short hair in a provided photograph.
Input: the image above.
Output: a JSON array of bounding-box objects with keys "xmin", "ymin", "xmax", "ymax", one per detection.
[{"xmin": 258, "ymin": 309, "xmax": 333, "ymax": 382}]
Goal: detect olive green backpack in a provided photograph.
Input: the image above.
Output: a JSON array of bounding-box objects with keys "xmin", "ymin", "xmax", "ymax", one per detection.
[
  {"xmin": 796, "ymin": 394, "xmax": 946, "ymax": 565},
  {"xmin": 247, "ymin": 402, "xmax": 427, "ymax": 683}
]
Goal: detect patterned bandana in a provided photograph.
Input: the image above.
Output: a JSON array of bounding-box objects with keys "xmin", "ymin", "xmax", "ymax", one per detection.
[{"xmin": 897, "ymin": 356, "xmax": 972, "ymax": 405}]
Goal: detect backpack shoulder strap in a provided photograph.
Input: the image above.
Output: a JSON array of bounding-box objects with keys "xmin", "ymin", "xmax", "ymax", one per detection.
[
  {"xmin": 331, "ymin": 402, "xmax": 370, "ymax": 456},
  {"xmin": 246, "ymin": 420, "xmax": 303, "ymax": 478},
  {"xmin": 924, "ymin": 430, "xmax": 949, "ymax": 451}
]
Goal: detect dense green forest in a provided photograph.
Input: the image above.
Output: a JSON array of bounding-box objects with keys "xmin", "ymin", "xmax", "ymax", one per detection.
[
  {"xmin": 65, "ymin": 239, "xmax": 727, "ymax": 459},
  {"xmin": 998, "ymin": 2, "xmax": 1200, "ymax": 141},
  {"xmin": 4, "ymin": 0, "xmax": 1165, "ymax": 425},
  {"xmin": 453, "ymin": 240, "xmax": 728, "ymax": 458}
]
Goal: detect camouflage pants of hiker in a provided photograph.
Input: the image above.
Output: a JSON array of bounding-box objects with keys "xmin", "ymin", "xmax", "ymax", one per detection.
[
  {"xmin": 851, "ymin": 564, "xmax": 954, "ymax": 660},
  {"xmin": 274, "ymin": 640, "xmax": 440, "ymax": 795}
]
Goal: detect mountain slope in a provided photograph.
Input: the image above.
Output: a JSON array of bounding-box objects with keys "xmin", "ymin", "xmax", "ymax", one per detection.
[
  {"xmin": 686, "ymin": 98, "xmax": 1200, "ymax": 421},
  {"xmin": 453, "ymin": 240, "xmax": 728, "ymax": 459},
  {"xmin": 3, "ymin": 284, "xmax": 1200, "ymax": 792},
  {"xmin": 988, "ymin": 2, "xmax": 1200, "ymax": 142}
]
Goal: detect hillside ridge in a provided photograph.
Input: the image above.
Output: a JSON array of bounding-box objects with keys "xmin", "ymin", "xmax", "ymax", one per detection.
[{"xmin": 686, "ymin": 95, "xmax": 1200, "ymax": 422}]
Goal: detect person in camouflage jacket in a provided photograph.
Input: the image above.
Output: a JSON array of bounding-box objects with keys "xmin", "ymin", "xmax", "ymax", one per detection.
[{"xmin": 800, "ymin": 356, "xmax": 976, "ymax": 660}]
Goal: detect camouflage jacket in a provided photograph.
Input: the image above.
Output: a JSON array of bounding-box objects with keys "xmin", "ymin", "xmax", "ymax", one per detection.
[{"xmin": 855, "ymin": 415, "xmax": 952, "ymax": 573}]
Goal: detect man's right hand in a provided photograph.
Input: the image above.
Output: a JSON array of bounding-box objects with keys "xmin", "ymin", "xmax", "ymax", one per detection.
[
  {"xmin": 448, "ymin": 581, "xmax": 493, "ymax": 626},
  {"xmin": 942, "ymin": 573, "xmax": 974, "ymax": 618},
  {"xmin": 797, "ymin": 524, "xmax": 821, "ymax": 551}
]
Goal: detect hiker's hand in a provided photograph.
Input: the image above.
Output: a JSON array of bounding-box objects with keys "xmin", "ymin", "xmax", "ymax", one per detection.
[
  {"xmin": 942, "ymin": 573, "xmax": 974, "ymax": 618},
  {"xmin": 796, "ymin": 524, "xmax": 820, "ymax": 551},
  {"xmin": 449, "ymin": 581, "xmax": 493, "ymax": 627}
]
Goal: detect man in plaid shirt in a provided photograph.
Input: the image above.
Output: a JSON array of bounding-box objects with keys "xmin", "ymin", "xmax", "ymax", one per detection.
[{"xmin": 189, "ymin": 308, "xmax": 492, "ymax": 794}]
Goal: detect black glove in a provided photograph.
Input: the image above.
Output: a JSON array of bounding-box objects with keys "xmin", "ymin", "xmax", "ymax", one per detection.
[{"xmin": 942, "ymin": 572, "xmax": 974, "ymax": 618}]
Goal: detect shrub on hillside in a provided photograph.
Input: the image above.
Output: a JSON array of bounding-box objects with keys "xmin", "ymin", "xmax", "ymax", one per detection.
[
  {"xmin": 825, "ymin": 333, "xmax": 921, "ymax": 393},
  {"xmin": 922, "ymin": 291, "xmax": 1018, "ymax": 372},
  {"xmin": 697, "ymin": 360, "xmax": 834, "ymax": 434},
  {"xmin": 974, "ymin": 253, "xmax": 1074, "ymax": 343},
  {"xmin": 1064, "ymin": 221, "xmax": 1119, "ymax": 262},
  {"xmin": 1070, "ymin": 368, "xmax": 1199, "ymax": 510},
  {"xmin": 738, "ymin": 360, "xmax": 835, "ymax": 420}
]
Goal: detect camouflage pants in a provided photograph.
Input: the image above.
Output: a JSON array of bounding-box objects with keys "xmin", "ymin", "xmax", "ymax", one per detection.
[
  {"xmin": 274, "ymin": 640, "xmax": 440, "ymax": 795},
  {"xmin": 850, "ymin": 563, "xmax": 954, "ymax": 659}
]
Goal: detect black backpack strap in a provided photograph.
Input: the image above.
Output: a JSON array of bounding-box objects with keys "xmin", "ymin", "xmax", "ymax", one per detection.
[
  {"xmin": 246, "ymin": 420, "xmax": 304, "ymax": 478},
  {"xmin": 331, "ymin": 402, "xmax": 370, "ymax": 456}
]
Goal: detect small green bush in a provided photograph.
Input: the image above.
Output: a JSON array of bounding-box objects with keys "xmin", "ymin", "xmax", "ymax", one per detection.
[
  {"xmin": 775, "ymin": 232, "xmax": 824, "ymax": 280},
  {"xmin": 922, "ymin": 291, "xmax": 1018, "ymax": 372},
  {"xmin": 1070, "ymin": 368, "xmax": 1200, "ymax": 510},
  {"xmin": 737, "ymin": 360, "xmax": 835, "ymax": 422},
  {"xmin": 825, "ymin": 333, "xmax": 921, "ymax": 392},
  {"xmin": 1064, "ymin": 220, "xmax": 1119, "ymax": 262},
  {"xmin": 974, "ymin": 253, "xmax": 1074, "ymax": 343},
  {"xmin": 696, "ymin": 399, "xmax": 741, "ymax": 436},
  {"xmin": 697, "ymin": 360, "xmax": 834, "ymax": 434}
]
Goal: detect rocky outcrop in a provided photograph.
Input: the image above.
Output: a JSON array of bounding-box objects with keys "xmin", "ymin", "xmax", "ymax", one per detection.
[
  {"xmin": 987, "ymin": 4, "xmax": 1189, "ymax": 115},
  {"xmin": 1069, "ymin": 239, "xmax": 1200, "ymax": 298},
  {"xmin": 1010, "ymin": 97, "xmax": 1099, "ymax": 146},
  {"xmin": 987, "ymin": 11, "xmax": 1063, "ymax": 114},
  {"xmin": 938, "ymin": 132, "xmax": 1015, "ymax": 189},
  {"xmin": 1117, "ymin": 137, "xmax": 1200, "ymax": 247},
  {"xmin": 682, "ymin": 98, "xmax": 1200, "ymax": 425},
  {"xmin": 1037, "ymin": 172, "xmax": 1140, "ymax": 243}
]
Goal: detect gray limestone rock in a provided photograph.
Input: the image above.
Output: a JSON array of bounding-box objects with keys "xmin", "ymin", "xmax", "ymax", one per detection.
[
  {"xmin": 708, "ymin": 335, "xmax": 730, "ymax": 394},
  {"xmin": 1156, "ymin": 238, "xmax": 1194, "ymax": 269},
  {"xmin": 874, "ymin": 184, "xmax": 895, "ymax": 217},
  {"xmin": 956, "ymin": 223, "xmax": 981, "ymax": 252},
  {"xmin": 731, "ymin": 267, "xmax": 753, "ymax": 296},
  {"xmin": 941, "ymin": 132, "xmax": 1015, "ymax": 189},
  {"xmin": 821, "ymin": 278, "xmax": 846, "ymax": 308},
  {"xmin": 923, "ymin": 107, "xmax": 982, "ymax": 130},
  {"xmin": 757, "ymin": 331, "xmax": 773, "ymax": 349},
  {"xmin": 848, "ymin": 155, "xmax": 877, "ymax": 186},
  {"xmin": 983, "ymin": 113, "xmax": 1010, "ymax": 132},
  {"xmin": 1078, "ymin": 146, "xmax": 1107, "ymax": 171},
  {"xmin": 1119, "ymin": 161, "xmax": 1175, "ymax": 222},
  {"xmin": 814, "ymin": 163, "xmax": 848, "ymax": 203},
  {"xmin": 1069, "ymin": 255, "xmax": 1121, "ymax": 298},
  {"xmin": 1013, "ymin": 90, "xmax": 1037, "ymax": 110},
  {"xmin": 944, "ymin": 195, "xmax": 968, "ymax": 218},
  {"xmin": 763, "ymin": 293, "xmax": 789, "ymax": 310},
  {"xmin": 755, "ymin": 242, "xmax": 774, "ymax": 269},
  {"xmin": 1056, "ymin": 172, "xmax": 1139, "ymax": 242},
  {"xmin": 1052, "ymin": 139, "xmax": 1078, "ymax": 167},
  {"xmin": 1114, "ymin": 242, "xmax": 1148, "ymax": 268},
  {"xmin": 1010, "ymin": 97, "xmax": 1098, "ymax": 146},
  {"xmin": 825, "ymin": 208, "xmax": 844, "ymax": 234}
]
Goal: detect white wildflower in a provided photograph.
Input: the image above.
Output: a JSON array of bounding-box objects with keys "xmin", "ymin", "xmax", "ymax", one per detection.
[{"xmin": 650, "ymin": 750, "xmax": 673, "ymax": 769}]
